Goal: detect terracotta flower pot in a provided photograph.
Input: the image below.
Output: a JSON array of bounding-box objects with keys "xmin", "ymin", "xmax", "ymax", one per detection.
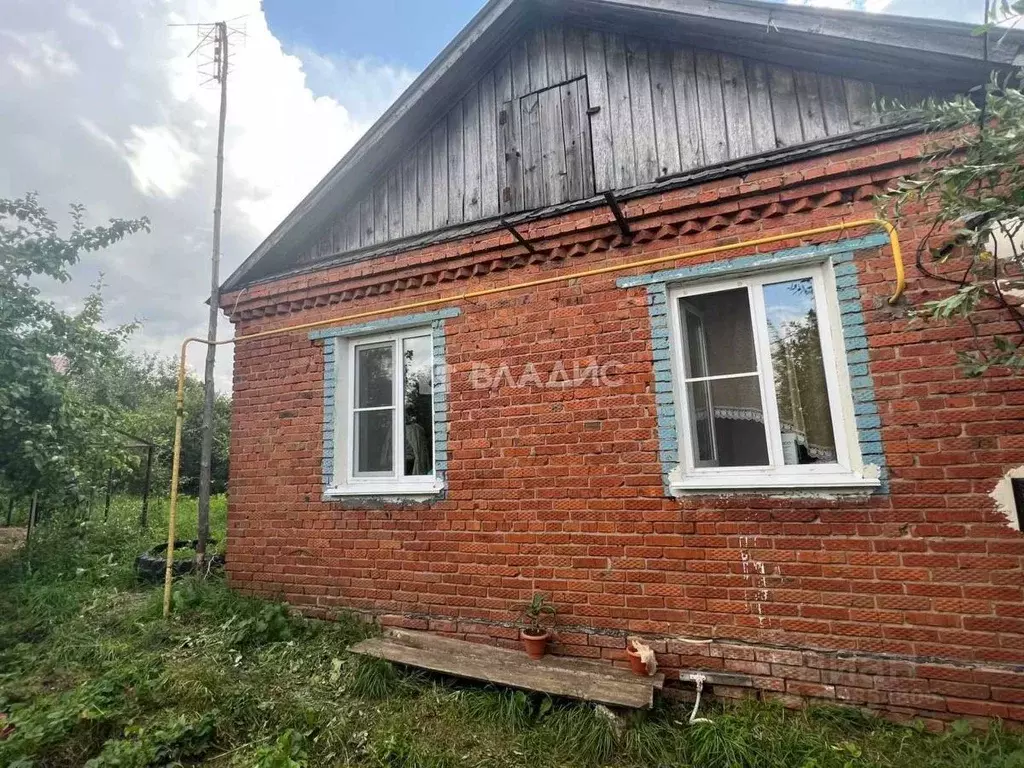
[
  {"xmin": 626, "ymin": 643, "xmax": 650, "ymax": 676},
  {"xmin": 521, "ymin": 629, "xmax": 550, "ymax": 659}
]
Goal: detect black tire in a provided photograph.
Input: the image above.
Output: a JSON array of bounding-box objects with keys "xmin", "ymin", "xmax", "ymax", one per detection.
[{"xmin": 135, "ymin": 539, "xmax": 225, "ymax": 583}]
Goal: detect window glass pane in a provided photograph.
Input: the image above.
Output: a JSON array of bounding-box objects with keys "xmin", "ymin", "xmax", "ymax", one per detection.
[
  {"xmin": 687, "ymin": 375, "xmax": 770, "ymax": 467},
  {"xmin": 687, "ymin": 379, "xmax": 716, "ymax": 464},
  {"xmin": 680, "ymin": 288, "xmax": 757, "ymax": 377},
  {"xmin": 684, "ymin": 310, "xmax": 708, "ymax": 378},
  {"xmin": 355, "ymin": 410, "xmax": 394, "ymax": 473},
  {"xmin": 763, "ymin": 278, "xmax": 837, "ymax": 465},
  {"xmin": 403, "ymin": 335, "xmax": 434, "ymax": 476},
  {"xmin": 355, "ymin": 343, "xmax": 393, "ymax": 408}
]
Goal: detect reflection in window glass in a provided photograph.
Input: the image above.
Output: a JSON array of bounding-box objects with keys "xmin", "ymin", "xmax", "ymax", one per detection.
[
  {"xmin": 355, "ymin": 344, "xmax": 393, "ymax": 407},
  {"xmin": 355, "ymin": 410, "xmax": 393, "ymax": 473},
  {"xmin": 684, "ymin": 377, "xmax": 770, "ymax": 467},
  {"xmin": 353, "ymin": 342, "xmax": 395, "ymax": 476},
  {"xmin": 679, "ymin": 289, "xmax": 769, "ymax": 468},
  {"xmin": 680, "ymin": 288, "xmax": 757, "ymax": 376},
  {"xmin": 762, "ymin": 278, "xmax": 837, "ymax": 464},
  {"xmin": 403, "ymin": 336, "xmax": 434, "ymax": 475}
]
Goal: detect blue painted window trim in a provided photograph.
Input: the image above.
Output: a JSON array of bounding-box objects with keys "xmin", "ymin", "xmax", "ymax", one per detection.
[
  {"xmin": 310, "ymin": 307, "xmax": 460, "ymax": 499},
  {"xmin": 618, "ymin": 233, "xmax": 890, "ymax": 495}
]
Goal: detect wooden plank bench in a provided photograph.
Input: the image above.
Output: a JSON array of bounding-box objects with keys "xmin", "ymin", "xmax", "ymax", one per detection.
[{"xmin": 349, "ymin": 629, "xmax": 666, "ymax": 708}]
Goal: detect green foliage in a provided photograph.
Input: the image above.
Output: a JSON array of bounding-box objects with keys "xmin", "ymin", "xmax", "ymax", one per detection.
[
  {"xmin": 252, "ymin": 729, "xmax": 309, "ymax": 768},
  {"xmin": 84, "ymin": 713, "xmax": 217, "ymax": 767},
  {"xmin": 87, "ymin": 353, "xmax": 231, "ymax": 496},
  {"xmin": 0, "ymin": 193, "xmax": 148, "ymax": 500},
  {"xmin": 519, "ymin": 592, "xmax": 556, "ymax": 634},
  {"xmin": 3, "ymin": 500, "xmax": 1024, "ymax": 767},
  {"xmin": 879, "ymin": 65, "xmax": 1024, "ymax": 378},
  {"xmin": 348, "ymin": 657, "xmax": 410, "ymax": 699},
  {"xmin": 461, "ymin": 687, "xmax": 536, "ymax": 732}
]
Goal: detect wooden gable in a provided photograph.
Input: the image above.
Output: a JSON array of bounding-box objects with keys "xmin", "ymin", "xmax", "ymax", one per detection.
[{"xmin": 297, "ymin": 21, "xmax": 922, "ymax": 268}]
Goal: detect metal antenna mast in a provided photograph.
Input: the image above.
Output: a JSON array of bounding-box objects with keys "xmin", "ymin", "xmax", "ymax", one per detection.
[{"xmin": 197, "ymin": 20, "xmax": 230, "ymax": 567}]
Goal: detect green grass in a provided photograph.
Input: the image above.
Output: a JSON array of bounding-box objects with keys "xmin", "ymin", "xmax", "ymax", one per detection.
[{"xmin": 2, "ymin": 500, "xmax": 1024, "ymax": 767}]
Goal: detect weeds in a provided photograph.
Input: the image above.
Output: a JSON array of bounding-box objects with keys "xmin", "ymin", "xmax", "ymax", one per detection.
[
  {"xmin": 2, "ymin": 498, "xmax": 1024, "ymax": 767},
  {"xmin": 349, "ymin": 656, "xmax": 412, "ymax": 699}
]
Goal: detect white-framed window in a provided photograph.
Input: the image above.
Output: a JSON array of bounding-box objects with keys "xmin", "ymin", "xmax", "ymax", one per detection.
[
  {"xmin": 328, "ymin": 326, "xmax": 442, "ymax": 496},
  {"xmin": 666, "ymin": 263, "xmax": 879, "ymax": 492}
]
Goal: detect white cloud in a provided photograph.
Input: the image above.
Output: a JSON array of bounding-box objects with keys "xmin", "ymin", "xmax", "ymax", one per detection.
[
  {"xmin": 0, "ymin": 0, "xmax": 416, "ymax": 392},
  {"xmin": 125, "ymin": 125, "xmax": 200, "ymax": 198},
  {"xmin": 67, "ymin": 3, "xmax": 123, "ymax": 49},
  {"xmin": 1, "ymin": 29, "xmax": 79, "ymax": 82}
]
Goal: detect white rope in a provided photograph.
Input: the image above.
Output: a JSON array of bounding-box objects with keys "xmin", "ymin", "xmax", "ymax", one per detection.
[{"xmin": 688, "ymin": 674, "xmax": 713, "ymax": 724}]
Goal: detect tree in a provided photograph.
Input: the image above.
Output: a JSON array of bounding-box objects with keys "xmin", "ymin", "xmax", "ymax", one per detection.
[
  {"xmin": 880, "ymin": 10, "xmax": 1024, "ymax": 378},
  {"xmin": 81, "ymin": 352, "xmax": 231, "ymax": 499},
  {"xmin": 0, "ymin": 193, "xmax": 148, "ymax": 503}
]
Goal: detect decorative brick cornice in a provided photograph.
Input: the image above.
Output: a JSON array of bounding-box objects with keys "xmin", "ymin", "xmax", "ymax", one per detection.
[{"xmin": 225, "ymin": 159, "xmax": 907, "ymax": 324}]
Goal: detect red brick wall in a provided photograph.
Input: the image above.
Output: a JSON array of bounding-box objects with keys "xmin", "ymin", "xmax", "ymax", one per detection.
[{"xmin": 222, "ymin": 133, "xmax": 1024, "ymax": 725}]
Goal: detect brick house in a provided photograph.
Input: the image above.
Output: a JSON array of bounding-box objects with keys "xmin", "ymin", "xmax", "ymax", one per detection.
[{"xmin": 220, "ymin": 0, "xmax": 1024, "ymax": 724}]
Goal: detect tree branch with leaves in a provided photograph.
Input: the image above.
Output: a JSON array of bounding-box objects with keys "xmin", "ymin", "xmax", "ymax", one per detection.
[
  {"xmin": 0, "ymin": 193, "xmax": 149, "ymax": 501},
  {"xmin": 879, "ymin": 59, "xmax": 1024, "ymax": 377}
]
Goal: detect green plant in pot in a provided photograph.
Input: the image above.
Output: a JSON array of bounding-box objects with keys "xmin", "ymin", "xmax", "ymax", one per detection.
[{"xmin": 520, "ymin": 592, "xmax": 556, "ymax": 659}]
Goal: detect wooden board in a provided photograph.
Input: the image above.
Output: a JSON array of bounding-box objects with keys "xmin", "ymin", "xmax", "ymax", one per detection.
[
  {"xmin": 720, "ymin": 53, "xmax": 754, "ymax": 158},
  {"xmin": 583, "ymin": 28, "xmax": 614, "ymax": 191},
  {"xmin": 350, "ymin": 629, "xmax": 665, "ymax": 709},
  {"xmin": 672, "ymin": 47, "xmax": 704, "ymax": 171},
  {"xmin": 649, "ymin": 43, "xmax": 681, "ymax": 177},
  {"xmin": 694, "ymin": 50, "xmax": 727, "ymax": 164}
]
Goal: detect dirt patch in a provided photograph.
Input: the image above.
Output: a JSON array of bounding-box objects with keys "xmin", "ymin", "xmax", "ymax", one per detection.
[{"xmin": 0, "ymin": 527, "xmax": 26, "ymax": 558}]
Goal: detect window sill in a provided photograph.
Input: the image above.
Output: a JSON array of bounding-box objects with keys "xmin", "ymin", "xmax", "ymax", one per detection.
[
  {"xmin": 669, "ymin": 472, "xmax": 880, "ymax": 496},
  {"xmin": 324, "ymin": 481, "xmax": 445, "ymax": 501}
]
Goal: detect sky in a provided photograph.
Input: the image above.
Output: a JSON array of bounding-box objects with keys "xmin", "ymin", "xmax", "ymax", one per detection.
[{"xmin": 0, "ymin": 0, "xmax": 982, "ymax": 393}]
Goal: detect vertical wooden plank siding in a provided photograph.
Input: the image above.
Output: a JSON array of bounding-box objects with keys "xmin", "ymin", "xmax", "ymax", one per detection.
[
  {"xmin": 494, "ymin": 55, "xmax": 513, "ymax": 212},
  {"xmin": 546, "ymin": 25, "xmax": 567, "ymax": 83},
  {"xmin": 448, "ymin": 103, "xmax": 465, "ymax": 224},
  {"xmin": 576, "ymin": 81, "xmax": 596, "ymax": 197},
  {"xmin": 604, "ymin": 33, "xmax": 636, "ymax": 188},
  {"xmin": 519, "ymin": 91, "xmax": 543, "ymax": 209},
  {"xmin": 416, "ymin": 136, "xmax": 432, "ymax": 232},
  {"xmin": 359, "ymin": 197, "xmax": 373, "ymax": 248},
  {"xmin": 300, "ymin": 23, "xmax": 931, "ymax": 260},
  {"xmin": 499, "ymin": 98, "xmax": 524, "ymax": 213},
  {"xmin": 564, "ymin": 27, "xmax": 586, "ymax": 79},
  {"xmin": 671, "ymin": 48, "xmax": 704, "ymax": 171},
  {"xmin": 768, "ymin": 65, "xmax": 804, "ymax": 147},
  {"xmin": 431, "ymin": 120, "xmax": 449, "ymax": 229},
  {"xmin": 387, "ymin": 168, "xmax": 402, "ymax": 241},
  {"xmin": 562, "ymin": 80, "xmax": 583, "ymax": 199},
  {"xmin": 719, "ymin": 53, "xmax": 754, "ymax": 159},
  {"xmin": 794, "ymin": 70, "xmax": 827, "ymax": 141},
  {"xmin": 819, "ymin": 74, "xmax": 852, "ymax": 135},
  {"xmin": 400, "ymin": 154, "xmax": 416, "ymax": 238},
  {"xmin": 526, "ymin": 26, "xmax": 548, "ymax": 92},
  {"xmin": 695, "ymin": 51, "xmax": 728, "ymax": 164},
  {"xmin": 479, "ymin": 72, "xmax": 499, "ymax": 218},
  {"xmin": 745, "ymin": 61, "xmax": 777, "ymax": 153},
  {"xmin": 538, "ymin": 85, "xmax": 567, "ymax": 204},
  {"xmin": 347, "ymin": 208, "xmax": 361, "ymax": 251},
  {"xmin": 626, "ymin": 37, "xmax": 658, "ymax": 183},
  {"xmin": 464, "ymin": 86, "xmax": 483, "ymax": 221},
  {"xmin": 844, "ymin": 78, "xmax": 878, "ymax": 131},
  {"xmin": 648, "ymin": 44, "xmax": 681, "ymax": 177},
  {"xmin": 583, "ymin": 29, "xmax": 614, "ymax": 191},
  {"xmin": 372, "ymin": 182, "xmax": 387, "ymax": 246},
  {"xmin": 511, "ymin": 37, "xmax": 530, "ymax": 98}
]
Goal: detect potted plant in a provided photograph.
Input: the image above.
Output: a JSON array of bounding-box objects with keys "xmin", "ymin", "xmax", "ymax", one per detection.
[
  {"xmin": 626, "ymin": 637, "xmax": 657, "ymax": 677},
  {"xmin": 520, "ymin": 592, "xmax": 556, "ymax": 659}
]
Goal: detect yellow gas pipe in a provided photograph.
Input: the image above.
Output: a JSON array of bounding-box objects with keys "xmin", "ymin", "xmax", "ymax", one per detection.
[{"xmin": 162, "ymin": 217, "xmax": 904, "ymax": 617}]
